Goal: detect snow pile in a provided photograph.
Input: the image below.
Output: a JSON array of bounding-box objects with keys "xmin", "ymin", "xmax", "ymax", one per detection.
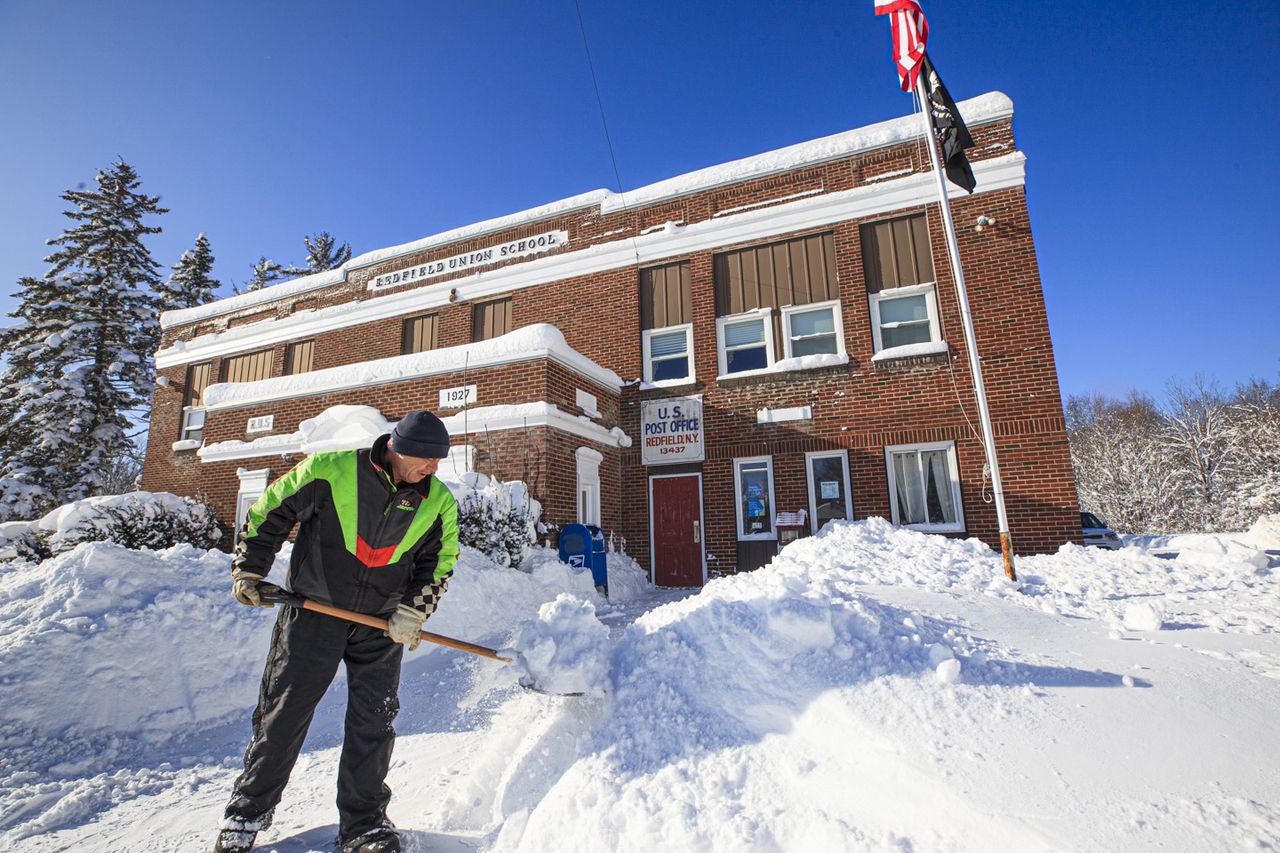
[
  {"xmin": 602, "ymin": 549, "xmax": 651, "ymax": 603},
  {"xmin": 1122, "ymin": 601, "xmax": 1165, "ymax": 631},
  {"xmin": 511, "ymin": 594, "xmax": 611, "ymax": 696},
  {"xmin": 0, "ymin": 536, "xmax": 608, "ymax": 842},
  {"xmin": 0, "ymin": 543, "xmax": 271, "ymax": 740},
  {"xmin": 1245, "ymin": 512, "xmax": 1280, "ymax": 549}
]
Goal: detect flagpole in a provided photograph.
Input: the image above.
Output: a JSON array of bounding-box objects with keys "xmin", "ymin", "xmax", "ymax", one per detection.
[{"xmin": 912, "ymin": 72, "xmax": 1017, "ymax": 582}]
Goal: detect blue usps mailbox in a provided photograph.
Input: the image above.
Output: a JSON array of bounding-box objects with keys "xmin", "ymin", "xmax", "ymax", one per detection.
[
  {"xmin": 586, "ymin": 524, "xmax": 608, "ymax": 596},
  {"xmin": 558, "ymin": 523, "xmax": 608, "ymax": 596}
]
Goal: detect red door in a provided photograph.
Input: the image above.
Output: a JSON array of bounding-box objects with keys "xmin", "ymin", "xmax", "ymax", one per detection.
[{"xmin": 650, "ymin": 475, "xmax": 703, "ymax": 587}]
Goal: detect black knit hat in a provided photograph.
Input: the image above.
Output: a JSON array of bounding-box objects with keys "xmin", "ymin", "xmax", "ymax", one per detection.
[{"xmin": 390, "ymin": 410, "xmax": 451, "ymax": 458}]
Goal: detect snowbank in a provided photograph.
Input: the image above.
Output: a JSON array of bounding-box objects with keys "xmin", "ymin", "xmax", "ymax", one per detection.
[{"xmin": 0, "ymin": 491, "xmax": 219, "ymax": 559}]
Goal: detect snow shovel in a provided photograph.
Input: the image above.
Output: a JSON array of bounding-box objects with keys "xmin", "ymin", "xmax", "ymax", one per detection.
[{"xmin": 257, "ymin": 586, "xmax": 514, "ymax": 662}]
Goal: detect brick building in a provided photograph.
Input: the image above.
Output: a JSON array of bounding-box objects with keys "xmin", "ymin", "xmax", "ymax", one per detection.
[{"xmin": 140, "ymin": 91, "xmax": 1082, "ymax": 585}]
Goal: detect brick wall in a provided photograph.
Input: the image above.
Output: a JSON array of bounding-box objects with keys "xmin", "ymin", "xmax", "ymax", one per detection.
[{"xmin": 145, "ymin": 113, "xmax": 1081, "ymax": 571}]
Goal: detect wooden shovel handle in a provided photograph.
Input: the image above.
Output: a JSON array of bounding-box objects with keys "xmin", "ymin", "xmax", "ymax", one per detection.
[{"xmin": 269, "ymin": 593, "xmax": 512, "ymax": 662}]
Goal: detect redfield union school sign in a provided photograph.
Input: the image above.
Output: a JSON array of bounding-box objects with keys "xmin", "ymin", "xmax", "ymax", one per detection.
[{"xmin": 369, "ymin": 230, "xmax": 568, "ymax": 291}]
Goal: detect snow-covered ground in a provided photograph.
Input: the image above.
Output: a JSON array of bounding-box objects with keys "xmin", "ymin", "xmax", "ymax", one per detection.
[{"xmin": 3, "ymin": 516, "xmax": 1278, "ymax": 852}]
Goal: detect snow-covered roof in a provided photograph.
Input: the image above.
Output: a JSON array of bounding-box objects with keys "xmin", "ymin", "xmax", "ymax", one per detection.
[
  {"xmin": 161, "ymin": 92, "xmax": 1014, "ymax": 329},
  {"xmin": 199, "ymin": 323, "xmax": 623, "ymax": 411}
]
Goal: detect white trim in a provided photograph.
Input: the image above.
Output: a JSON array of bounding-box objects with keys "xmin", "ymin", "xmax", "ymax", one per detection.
[
  {"xmin": 155, "ymin": 153, "xmax": 1027, "ymax": 367},
  {"xmin": 870, "ymin": 282, "xmax": 942, "ymax": 354},
  {"xmin": 234, "ymin": 467, "xmax": 271, "ymax": 542},
  {"xmin": 198, "ymin": 402, "xmax": 631, "ymax": 463},
  {"xmin": 160, "ymin": 93, "xmax": 1014, "ymax": 329},
  {"xmin": 756, "ymin": 406, "xmax": 812, "ymax": 424},
  {"xmin": 883, "ymin": 440, "xmax": 966, "ymax": 533},
  {"xmin": 641, "ymin": 323, "xmax": 695, "ymax": 386},
  {"xmin": 780, "ymin": 298, "xmax": 846, "ymax": 360},
  {"xmin": 805, "ymin": 449, "xmax": 853, "ymax": 535},
  {"xmin": 733, "ymin": 455, "xmax": 777, "ymax": 541},
  {"xmin": 647, "ymin": 471, "xmax": 707, "ymax": 587},
  {"xmin": 716, "ymin": 308, "xmax": 775, "ymax": 377},
  {"xmin": 575, "ymin": 446, "xmax": 603, "ymax": 526}
]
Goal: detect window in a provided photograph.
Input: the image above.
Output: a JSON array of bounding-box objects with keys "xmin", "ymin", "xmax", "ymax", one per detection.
[
  {"xmin": 782, "ymin": 299, "xmax": 844, "ymax": 359},
  {"xmin": 884, "ymin": 441, "xmax": 964, "ymax": 532},
  {"xmin": 180, "ymin": 361, "xmax": 212, "ymax": 442},
  {"xmin": 221, "ymin": 349, "xmax": 273, "ymax": 383},
  {"xmin": 284, "ymin": 340, "xmax": 314, "ymax": 375},
  {"xmin": 717, "ymin": 310, "xmax": 775, "ymax": 377},
  {"xmin": 869, "ymin": 283, "xmax": 941, "ymax": 352},
  {"xmin": 733, "ymin": 456, "xmax": 776, "ymax": 540},
  {"xmin": 472, "ymin": 297, "xmax": 512, "ymax": 342},
  {"xmin": 402, "ymin": 313, "xmax": 438, "ymax": 354},
  {"xmin": 642, "ymin": 324, "xmax": 694, "ymax": 385},
  {"xmin": 861, "ymin": 213, "xmax": 944, "ymax": 355},
  {"xmin": 806, "ymin": 450, "xmax": 852, "ymax": 534}
]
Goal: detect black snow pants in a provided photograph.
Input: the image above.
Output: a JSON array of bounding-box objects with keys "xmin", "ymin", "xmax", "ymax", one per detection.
[{"xmin": 224, "ymin": 605, "xmax": 403, "ymax": 841}]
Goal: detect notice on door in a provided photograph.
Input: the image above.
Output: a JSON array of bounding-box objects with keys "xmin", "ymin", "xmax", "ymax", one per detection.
[{"xmin": 641, "ymin": 396, "xmax": 704, "ymax": 465}]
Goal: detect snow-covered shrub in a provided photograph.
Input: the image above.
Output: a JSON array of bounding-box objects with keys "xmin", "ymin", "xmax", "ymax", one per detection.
[
  {"xmin": 64, "ymin": 498, "xmax": 222, "ymax": 553},
  {"xmin": 457, "ymin": 494, "xmax": 535, "ymax": 569},
  {"xmin": 2, "ymin": 492, "xmax": 223, "ymax": 559}
]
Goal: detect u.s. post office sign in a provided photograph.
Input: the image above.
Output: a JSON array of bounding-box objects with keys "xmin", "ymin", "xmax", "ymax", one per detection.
[
  {"xmin": 641, "ymin": 396, "xmax": 704, "ymax": 465},
  {"xmin": 368, "ymin": 230, "xmax": 568, "ymax": 291}
]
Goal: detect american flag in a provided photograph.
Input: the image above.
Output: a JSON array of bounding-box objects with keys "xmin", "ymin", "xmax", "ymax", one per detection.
[{"xmin": 873, "ymin": 0, "xmax": 929, "ymax": 92}]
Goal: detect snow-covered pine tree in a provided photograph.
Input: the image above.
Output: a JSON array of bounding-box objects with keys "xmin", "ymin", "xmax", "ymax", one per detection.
[
  {"xmin": 244, "ymin": 256, "xmax": 283, "ymax": 292},
  {"xmin": 0, "ymin": 160, "xmax": 166, "ymax": 520},
  {"xmin": 283, "ymin": 231, "xmax": 352, "ymax": 276},
  {"xmin": 157, "ymin": 233, "xmax": 219, "ymax": 311}
]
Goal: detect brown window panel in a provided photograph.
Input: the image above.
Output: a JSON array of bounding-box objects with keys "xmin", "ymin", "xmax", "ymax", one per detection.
[
  {"xmin": 861, "ymin": 213, "xmax": 934, "ymax": 294},
  {"xmin": 220, "ymin": 348, "xmax": 274, "ymax": 384},
  {"xmin": 639, "ymin": 261, "xmax": 692, "ymax": 331},
  {"xmin": 183, "ymin": 361, "xmax": 212, "ymax": 408},
  {"xmin": 402, "ymin": 313, "xmax": 439, "ymax": 354},
  {"xmin": 472, "ymin": 297, "xmax": 512, "ymax": 342},
  {"xmin": 285, "ymin": 339, "xmax": 314, "ymax": 375},
  {"xmin": 713, "ymin": 232, "xmax": 837, "ymax": 316}
]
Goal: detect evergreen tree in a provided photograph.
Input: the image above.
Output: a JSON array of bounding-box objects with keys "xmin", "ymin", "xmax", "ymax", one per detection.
[
  {"xmin": 157, "ymin": 232, "xmax": 219, "ymax": 311},
  {"xmin": 0, "ymin": 160, "xmax": 166, "ymax": 519},
  {"xmin": 283, "ymin": 231, "xmax": 351, "ymax": 276},
  {"xmin": 244, "ymin": 256, "xmax": 283, "ymax": 292}
]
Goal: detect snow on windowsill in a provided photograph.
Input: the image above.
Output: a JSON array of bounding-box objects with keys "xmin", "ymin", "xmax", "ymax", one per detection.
[
  {"xmin": 171, "ymin": 439, "xmax": 201, "ymax": 452},
  {"xmin": 871, "ymin": 340, "xmax": 949, "ymax": 363},
  {"xmin": 639, "ymin": 378, "xmax": 697, "ymax": 391},
  {"xmin": 717, "ymin": 352, "xmax": 850, "ymax": 383}
]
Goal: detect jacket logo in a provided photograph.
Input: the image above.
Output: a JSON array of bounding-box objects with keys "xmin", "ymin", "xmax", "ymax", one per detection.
[{"xmin": 395, "ymin": 498, "xmax": 415, "ymax": 512}]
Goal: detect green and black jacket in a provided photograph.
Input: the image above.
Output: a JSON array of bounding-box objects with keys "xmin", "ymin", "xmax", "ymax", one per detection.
[{"xmin": 233, "ymin": 434, "xmax": 459, "ymax": 618}]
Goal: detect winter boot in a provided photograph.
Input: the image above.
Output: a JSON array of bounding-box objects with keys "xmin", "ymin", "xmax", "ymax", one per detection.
[
  {"xmin": 212, "ymin": 828, "xmax": 256, "ymax": 853},
  {"xmin": 339, "ymin": 825, "xmax": 401, "ymax": 853}
]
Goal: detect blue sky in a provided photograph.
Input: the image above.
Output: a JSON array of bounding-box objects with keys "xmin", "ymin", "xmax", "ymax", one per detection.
[{"xmin": 1, "ymin": 0, "xmax": 1276, "ymax": 400}]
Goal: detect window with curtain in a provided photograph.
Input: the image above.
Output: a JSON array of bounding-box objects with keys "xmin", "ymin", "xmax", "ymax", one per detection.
[
  {"xmin": 472, "ymin": 297, "xmax": 512, "ymax": 341},
  {"xmin": 401, "ymin": 313, "xmax": 438, "ymax": 354},
  {"xmin": 885, "ymin": 442, "xmax": 964, "ymax": 532},
  {"xmin": 284, "ymin": 340, "xmax": 314, "ymax": 374},
  {"xmin": 716, "ymin": 311, "xmax": 774, "ymax": 376}
]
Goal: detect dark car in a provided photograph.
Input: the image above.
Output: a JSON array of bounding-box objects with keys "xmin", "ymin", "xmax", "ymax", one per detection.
[{"xmin": 1080, "ymin": 511, "xmax": 1122, "ymax": 549}]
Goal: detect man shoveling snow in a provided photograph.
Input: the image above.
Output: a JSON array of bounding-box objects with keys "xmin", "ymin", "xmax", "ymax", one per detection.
[{"xmin": 214, "ymin": 411, "xmax": 458, "ymax": 853}]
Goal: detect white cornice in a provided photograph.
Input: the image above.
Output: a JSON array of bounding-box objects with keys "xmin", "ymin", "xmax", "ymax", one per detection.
[
  {"xmin": 197, "ymin": 402, "xmax": 630, "ymax": 463},
  {"xmin": 160, "ymin": 92, "xmax": 1015, "ymax": 329},
  {"xmin": 158, "ymin": 153, "xmax": 1026, "ymax": 370}
]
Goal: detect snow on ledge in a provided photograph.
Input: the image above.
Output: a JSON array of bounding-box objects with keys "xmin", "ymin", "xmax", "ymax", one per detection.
[
  {"xmin": 871, "ymin": 340, "xmax": 950, "ymax": 362},
  {"xmin": 199, "ymin": 402, "xmax": 631, "ymax": 463},
  {"xmin": 170, "ymin": 439, "xmax": 201, "ymax": 452},
  {"xmin": 200, "ymin": 324, "xmax": 622, "ymax": 411}
]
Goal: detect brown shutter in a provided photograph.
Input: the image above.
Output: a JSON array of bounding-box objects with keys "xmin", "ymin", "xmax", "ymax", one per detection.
[
  {"xmin": 713, "ymin": 232, "xmax": 837, "ymax": 316},
  {"xmin": 221, "ymin": 349, "xmax": 274, "ymax": 383},
  {"xmin": 861, "ymin": 213, "xmax": 934, "ymax": 294},
  {"xmin": 401, "ymin": 314, "xmax": 438, "ymax": 354},
  {"xmin": 285, "ymin": 340, "xmax": 314, "ymax": 374},
  {"xmin": 472, "ymin": 297, "xmax": 512, "ymax": 341},
  {"xmin": 639, "ymin": 261, "xmax": 692, "ymax": 330},
  {"xmin": 184, "ymin": 362, "xmax": 212, "ymax": 408}
]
